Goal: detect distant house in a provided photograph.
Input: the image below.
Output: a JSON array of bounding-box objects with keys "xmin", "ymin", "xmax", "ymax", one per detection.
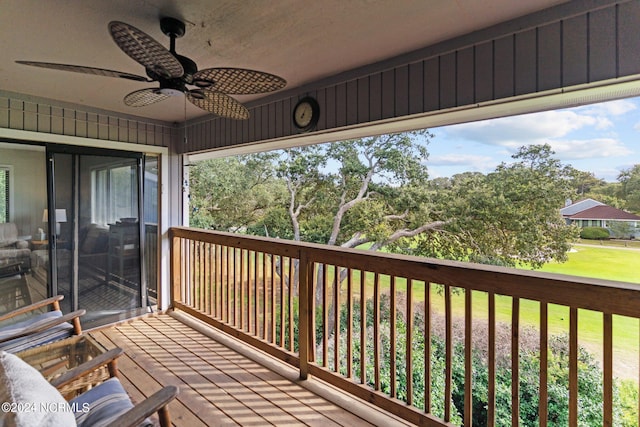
[{"xmin": 561, "ymin": 198, "xmax": 640, "ymax": 238}]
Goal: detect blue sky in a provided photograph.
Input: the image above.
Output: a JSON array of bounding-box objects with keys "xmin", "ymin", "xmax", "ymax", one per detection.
[{"xmin": 426, "ymin": 97, "xmax": 640, "ymax": 182}]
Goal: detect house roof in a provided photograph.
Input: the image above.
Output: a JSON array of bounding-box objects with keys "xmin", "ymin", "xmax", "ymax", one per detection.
[
  {"xmin": 560, "ymin": 198, "xmax": 605, "ymax": 217},
  {"xmin": 568, "ymin": 205, "xmax": 640, "ymax": 221}
]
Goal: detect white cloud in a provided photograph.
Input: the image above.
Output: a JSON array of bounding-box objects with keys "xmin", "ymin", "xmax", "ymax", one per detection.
[
  {"xmin": 546, "ymin": 138, "xmax": 633, "ymax": 160},
  {"xmin": 578, "ymin": 99, "xmax": 637, "ymax": 116},
  {"xmin": 429, "ymin": 154, "xmax": 497, "ymax": 171},
  {"xmin": 446, "ymin": 110, "xmax": 600, "ymax": 145}
]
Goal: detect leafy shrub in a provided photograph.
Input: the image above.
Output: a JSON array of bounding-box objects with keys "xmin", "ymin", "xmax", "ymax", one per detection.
[{"xmin": 580, "ymin": 227, "xmax": 610, "ymax": 240}]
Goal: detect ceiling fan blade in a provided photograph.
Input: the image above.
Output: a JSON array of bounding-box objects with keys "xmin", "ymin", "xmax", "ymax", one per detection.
[
  {"xmin": 109, "ymin": 21, "xmax": 183, "ymax": 79},
  {"xmin": 187, "ymin": 90, "xmax": 250, "ymax": 120},
  {"xmin": 192, "ymin": 68, "xmax": 286, "ymax": 95},
  {"xmin": 15, "ymin": 61, "xmax": 151, "ymax": 82},
  {"xmin": 124, "ymin": 88, "xmax": 170, "ymax": 107}
]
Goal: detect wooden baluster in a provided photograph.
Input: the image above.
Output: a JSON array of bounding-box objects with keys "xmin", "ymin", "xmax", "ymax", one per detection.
[
  {"xmin": 170, "ymin": 234, "xmax": 181, "ymax": 306},
  {"xmin": 216, "ymin": 244, "xmax": 221, "ymax": 318},
  {"xmin": 444, "ymin": 284, "xmax": 452, "ymax": 422},
  {"xmin": 373, "ymin": 272, "xmax": 380, "ymax": 391},
  {"xmin": 323, "ymin": 264, "xmax": 329, "ymax": 367},
  {"xmin": 279, "ymin": 255, "xmax": 285, "ymax": 348},
  {"xmin": 347, "ymin": 268, "xmax": 353, "ymax": 379},
  {"xmin": 298, "ymin": 251, "xmax": 311, "ymax": 380},
  {"xmin": 488, "ymin": 292, "xmax": 496, "ymax": 426},
  {"xmin": 246, "ymin": 249, "xmax": 251, "ymax": 331},
  {"xmin": 271, "ymin": 255, "xmax": 276, "ymax": 343},
  {"xmin": 569, "ymin": 307, "xmax": 578, "ymax": 427},
  {"xmin": 310, "ymin": 262, "xmax": 317, "ymax": 363},
  {"xmin": 240, "ymin": 249, "xmax": 245, "ymax": 330},
  {"xmin": 262, "ymin": 252, "xmax": 267, "ymax": 339},
  {"xmin": 288, "ymin": 257, "xmax": 294, "ymax": 352},
  {"xmin": 407, "ymin": 279, "xmax": 413, "ymax": 406},
  {"xmin": 205, "ymin": 243, "xmax": 211, "ymax": 315},
  {"xmin": 334, "ymin": 265, "xmax": 340, "ymax": 373},
  {"xmin": 539, "ymin": 302, "xmax": 548, "ymax": 427},
  {"xmin": 199, "ymin": 241, "xmax": 205, "ymax": 312},
  {"xmin": 253, "ymin": 251, "xmax": 258, "ymax": 336},
  {"xmin": 360, "ymin": 270, "xmax": 366, "ymax": 385},
  {"xmin": 512, "ymin": 297, "xmax": 520, "ymax": 427},
  {"xmin": 603, "ymin": 312, "xmax": 612, "ymax": 427},
  {"xmin": 464, "ymin": 288, "xmax": 472, "ymax": 426},
  {"xmin": 390, "ymin": 275, "xmax": 397, "ymax": 399},
  {"xmin": 233, "ymin": 247, "xmax": 238, "ymax": 327},
  {"xmin": 189, "ymin": 239, "xmax": 195, "ymax": 306},
  {"xmin": 425, "ymin": 281, "xmax": 431, "ymax": 413}
]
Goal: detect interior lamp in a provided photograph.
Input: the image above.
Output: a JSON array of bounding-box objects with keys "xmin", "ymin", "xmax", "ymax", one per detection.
[{"xmin": 42, "ymin": 208, "xmax": 67, "ymax": 236}]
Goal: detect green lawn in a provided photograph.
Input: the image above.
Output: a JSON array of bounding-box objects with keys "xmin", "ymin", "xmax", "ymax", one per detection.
[
  {"xmin": 345, "ymin": 244, "xmax": 640, "ymax": 378},
  {"xmin": 537, "ymin": 244, "xmax": 640, "ymax": 284}
]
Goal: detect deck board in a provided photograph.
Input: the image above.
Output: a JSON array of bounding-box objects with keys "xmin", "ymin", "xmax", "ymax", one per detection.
[{"xmin": 95, "ymin": 314, "xmax": 375, "ymax": 427}]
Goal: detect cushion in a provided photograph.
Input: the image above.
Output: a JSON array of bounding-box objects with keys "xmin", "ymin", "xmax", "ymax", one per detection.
[
  {"xmin": 0, "ymin": 311, "xmax": 74, "ymax": 353},
  {"xmin": 0, "ymin": 223, "xmax": 18, "ymax": 242},
  {"xmin": 79, "ymin": 224, "xmax": 108, "ymax": 254},
  {"xmin": 0, "ymin": 351, "xmax": 76, "ymax": 426},
  {"xmin": 0, "ymin": 240, "xmax": 17, "ymax": 248},
  {"xmin": 70, "ymin": 377, "xmax": 151, "ymax": 427}
]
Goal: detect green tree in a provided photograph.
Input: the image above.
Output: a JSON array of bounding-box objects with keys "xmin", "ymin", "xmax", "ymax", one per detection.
[
  {"xmin": 618, "ymin": 164, "xmax": 640, "ymax": 213},
  {"xmin": 416, "ymin": 145, "xmax": 579, "ymax": 268},
  {"xmin": 189, "ymin": 154, "xmax": 284, "ymax": 231},
  {"xmin": 568, "ymin": 168, "xmax": 606, "ymax": 197},
  {"xmin": 190, "ymin": 140, "xmax": 579, "ymax": 269}
]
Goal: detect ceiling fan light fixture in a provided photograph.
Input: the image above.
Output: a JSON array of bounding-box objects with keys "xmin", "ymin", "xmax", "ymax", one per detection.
[{"xmin": 154, "ymin": 87, "xmax": 183, "ymax": 97}]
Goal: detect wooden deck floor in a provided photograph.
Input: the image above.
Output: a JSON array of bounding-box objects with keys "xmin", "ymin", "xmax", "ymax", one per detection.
[{"xmin": 92, "ymin": 313, "xmax": 383, "ymax": 427}]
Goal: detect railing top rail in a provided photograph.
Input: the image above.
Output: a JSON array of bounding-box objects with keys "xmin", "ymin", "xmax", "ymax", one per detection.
[{"xmin": 171, "ymin": 227, "xmax": 640, "ymax": 318}]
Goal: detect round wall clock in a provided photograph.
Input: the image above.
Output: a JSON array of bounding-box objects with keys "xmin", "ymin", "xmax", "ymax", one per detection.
[{"xmin": 292, "ymin": 96, "xmax": 320, "ymax": 132}]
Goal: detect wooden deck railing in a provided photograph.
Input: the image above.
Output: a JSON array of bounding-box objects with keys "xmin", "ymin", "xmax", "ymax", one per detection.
[{"xmin": 170, "ymin": 226, "xmax": 640, "ymax": 426}]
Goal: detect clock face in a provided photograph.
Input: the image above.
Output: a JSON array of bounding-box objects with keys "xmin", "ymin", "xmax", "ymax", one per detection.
[
  {"xmin": 294, "ymin": 102, "xmax": 313, "ymax": 127},
  {"xmin": 293, "ymin": 97, "xmax": 319, "ymax": 131}
]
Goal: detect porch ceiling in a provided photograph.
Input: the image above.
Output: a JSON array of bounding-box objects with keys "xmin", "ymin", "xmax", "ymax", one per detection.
[{"xmin": 0, "ymin": 0, "xmax": 567, "ymax": 123}]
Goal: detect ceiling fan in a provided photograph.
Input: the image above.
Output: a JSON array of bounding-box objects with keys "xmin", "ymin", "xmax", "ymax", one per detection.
[{"xmin": 16, "ymin": 17, "xmax": 286, "ymax": 120}]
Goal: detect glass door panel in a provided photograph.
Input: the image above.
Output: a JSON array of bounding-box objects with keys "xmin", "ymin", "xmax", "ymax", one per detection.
[{"xmin": 48, "ymin": 149, "xmax": 145, "ymax": 327}]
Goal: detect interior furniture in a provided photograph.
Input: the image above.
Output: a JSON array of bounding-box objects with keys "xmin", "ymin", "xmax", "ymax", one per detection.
[
  {"xmin": 0, "ymin": 223, "xmax": 31, "ymax": 269},
  {"xmin": 78, "ymin": 223, "xmax": 109, "ymax": 271},
  {"xmin": 31, "ymin": 239, "xmax": 48, "ymax": 250},
  {"xmin": 0, "ymin": 295, "xmax": 84, "ymax": 353},
  {"xmin": 107, "ymin": 221, "xmax": 139, "ymax": 284},
  {"xmin": 0, "ymin": 262, "xmax": 32, "ymax": 312},
  {"xmin": 0, "ymin": 348, "xmax": 179, "ymax": 427}
]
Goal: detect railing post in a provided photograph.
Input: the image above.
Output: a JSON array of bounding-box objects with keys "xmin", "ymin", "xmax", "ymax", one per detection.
[
  {"xmin": 298, "ymin": 250, "xmax": 312, "ymax": 380},
  {"xmin": 170, "ymin": 230, "xmax": 181, "ymax": 308}
]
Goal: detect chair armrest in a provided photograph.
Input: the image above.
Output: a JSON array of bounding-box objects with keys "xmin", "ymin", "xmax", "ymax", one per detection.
[
  {"xmin": 0, "ymin": 309, "xmax": 85, "ymax": 344},
  {"xmin": 109, "ymin": 385, "xmax": 179, "ymax": 427},
  {"xmin": 0, "ymin": 295, "xmax": 65, "ymax": 322},
  {"xmin": 50, "ymin": 347, "xmax": 124, "ymax": 389}
]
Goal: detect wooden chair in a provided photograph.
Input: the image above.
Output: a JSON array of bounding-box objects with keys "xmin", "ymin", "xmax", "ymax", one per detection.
[
  {"xmin": 0, "ymin": 348, "xmax": 178, "ymax": 427},
  {"xmin": 0, "ymin": 295, "xmax": 85, "ymax": 353},
  {"xmin": 51, "ymin": 347, "xmax": 178, "ymax": 427}
]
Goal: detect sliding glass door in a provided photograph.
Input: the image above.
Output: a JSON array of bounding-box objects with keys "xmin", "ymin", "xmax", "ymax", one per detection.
[{"xmin": 47, "ymin": 146, "xmax": 149, "ymax": 326}]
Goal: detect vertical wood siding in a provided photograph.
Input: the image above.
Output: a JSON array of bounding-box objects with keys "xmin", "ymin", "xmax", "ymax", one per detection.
[
  {"xmin": 0, "ymin": 92, "xmax": 176, "ymax": 147},
  {"xmin": 181, "ymin": 1, "xmax": 640, "ymax": 154}
]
